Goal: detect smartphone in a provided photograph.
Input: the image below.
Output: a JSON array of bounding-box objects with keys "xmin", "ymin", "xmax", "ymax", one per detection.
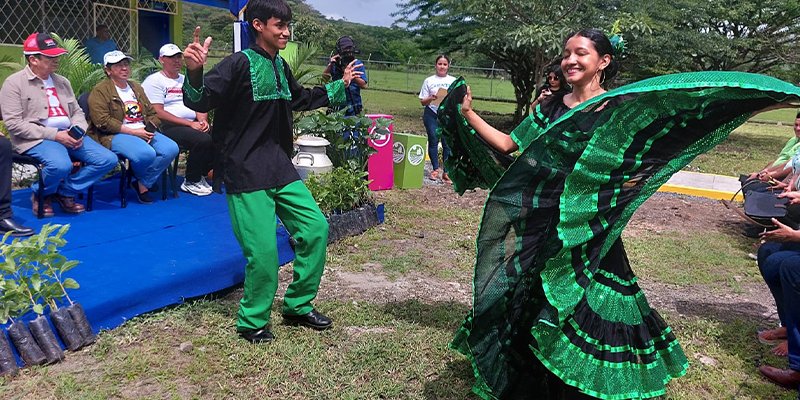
[{"xmin": 68, "ymin": 125, "xmax": 85, "ymax": 140}]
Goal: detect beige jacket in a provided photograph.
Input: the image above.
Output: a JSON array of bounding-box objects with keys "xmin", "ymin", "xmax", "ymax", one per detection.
[{"xmin": 0, "ymin": 66, "xmax": 87, "ymax": 153}]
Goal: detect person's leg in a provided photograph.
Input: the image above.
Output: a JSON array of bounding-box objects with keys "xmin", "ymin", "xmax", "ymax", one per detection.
[
  {"xmin": 778, "ymin": 257, "xmax": 800, "ymax": 373},
  {"xmin": 423, "ymin": 107, "xmax": 440, "ymax": 171},
  {"xmin": 0, "ymin": 136, "xmax": 13, "ymax": 220},
  {"xmin": 111, "ymin": 133, "xmax": 157, "ymax": 185},
  {"xmin": 137, "ymin": 133, "xmax": 179, "ymax": 188},
  {"xmin": 160, "ymin": 125, "xmax": 213, "ymax": 182},
  {"xmin": 226, "ymin": 189, "xmax": 280, "ymax": 332},
  {"xmin": 60, "ymin": 136, "xmax": 117, "ymax": 197},
  {"xmin": 758, "ymin": 243, "xmax": 800, "ymax": 326},
  {"xmin": 274, "ymin": 180, "xmax": 329, "ymax": 316},
  {"xmin": 24, "ymin": 140, "xmax": 73, "ymax": 196}
]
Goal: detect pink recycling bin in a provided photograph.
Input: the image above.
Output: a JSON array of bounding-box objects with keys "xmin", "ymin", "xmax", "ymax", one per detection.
[{"xmin": 366, "ymin": 114, "xmax": 394, "ymax": 191}]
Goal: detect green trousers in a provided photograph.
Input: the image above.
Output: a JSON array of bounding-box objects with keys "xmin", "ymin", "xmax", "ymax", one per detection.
[{"xmin": 226, "ymin": 180, "xmax": 329, "ymax": 332}]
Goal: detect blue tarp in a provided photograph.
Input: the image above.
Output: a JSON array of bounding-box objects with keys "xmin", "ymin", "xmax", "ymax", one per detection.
[{"xmin": 6, "ymin": 175, "xmax": 295, "ymax": 332}]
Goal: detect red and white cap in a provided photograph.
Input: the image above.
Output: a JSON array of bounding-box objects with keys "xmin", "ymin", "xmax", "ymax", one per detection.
[{"xmin": 23, "ymin": 33, "xmax": 67, "ymax": 57}]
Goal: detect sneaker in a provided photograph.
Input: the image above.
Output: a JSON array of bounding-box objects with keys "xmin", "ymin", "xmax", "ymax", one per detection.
[
  {"xmin": 181, "ymin": 179, "xmax": 212, "ymax": 196},
  {"xmin": 198, "ymin": 176, "xmax": 213, "ymax": 192}
]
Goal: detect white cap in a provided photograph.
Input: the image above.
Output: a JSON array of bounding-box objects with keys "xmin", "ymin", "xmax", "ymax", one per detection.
[
  {"xmin": 103, "ymin": 50, "xmax": 133, "ymax": 66},
  {"xmin": 159, "ymin": 43, "xmax": 182, "ymax": 58}
]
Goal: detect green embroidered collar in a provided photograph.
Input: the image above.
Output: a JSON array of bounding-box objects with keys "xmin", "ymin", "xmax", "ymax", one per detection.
[{"xmin": 242, "ymin": 49, "xmax": 292, "ymax": 101}]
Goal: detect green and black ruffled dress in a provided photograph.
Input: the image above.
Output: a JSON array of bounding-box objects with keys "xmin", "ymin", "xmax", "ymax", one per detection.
[{"xmin": 439, "ymin": 72, "xmax": 800, "ymax": 399}]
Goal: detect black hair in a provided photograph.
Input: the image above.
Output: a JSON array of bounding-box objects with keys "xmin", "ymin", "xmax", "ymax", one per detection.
[
  {"xmin": 796, "ymin": 110, "xmax": 800, "ymax": 119},
  {"xmin": 245, "ymin": 0, "xmax": 293, "ymax": 39},
  {"xmin": 435, "ymin": 54, "xmax": 450, "ymax": 64},
  {"xmin": 564, "ymin": 28, "xmax": 619, "ymax": 86},
  {"xmin": 545, "ymin": 64, "xmax": 566, "ymax": 85}
]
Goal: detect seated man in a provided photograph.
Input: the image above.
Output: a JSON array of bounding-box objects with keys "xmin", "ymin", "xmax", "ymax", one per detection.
[
  {"xmin": 142, "ymin": 43, "xmax": 213, "ymax": 196},
  {"xmin": 744, "ymin": 111, "xmax": 800, "ymax": 188},
  {"xmin": 0, "ymin": 33, "xmax": 117, "ymax": 216},
  {"xmin": 757, "ymin": 217, "xmax": 800, "ymax": 389}
]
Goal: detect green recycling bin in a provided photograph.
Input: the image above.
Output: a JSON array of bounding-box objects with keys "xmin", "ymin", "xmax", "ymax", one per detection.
[{"xmin": 392, "ymin": 132, "xmax": 427, "ymax": 189}]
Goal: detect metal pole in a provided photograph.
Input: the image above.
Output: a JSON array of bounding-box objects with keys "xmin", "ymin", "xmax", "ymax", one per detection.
[
  {"xmin": 489, "ymin": 61, "xmax": 496, "ymax": 98},
  {"xmin": 407, "ymin": 56, "xmax": 412, "ymax": 91}
]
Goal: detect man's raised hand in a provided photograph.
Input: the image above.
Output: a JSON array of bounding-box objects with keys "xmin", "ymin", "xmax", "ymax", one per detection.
[{"xmin": 184, "ymin": 26, "xmax": 212, "ymax": 72}]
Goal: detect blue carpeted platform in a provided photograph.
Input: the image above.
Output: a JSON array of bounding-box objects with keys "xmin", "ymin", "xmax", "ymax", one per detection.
[{"xmin": 7, "ymin": 175, "xmax": 295, "ymax": 332}]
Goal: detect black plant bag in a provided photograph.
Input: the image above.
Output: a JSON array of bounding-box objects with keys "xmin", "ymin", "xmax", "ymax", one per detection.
[
  {"xmin": 50, "ymin": 307, "xmax": 84, "ymax": 351},
  {"xmin": 0, "ymin": 330, "xmax": 18, "ymax": 376},
  {"xmin": 67, "ymin": 303, "xmax": 96, "ymax": 346},
  {"xmin": 7, "ymin": 321, "xmax": 46, "ymax": 366},
  {"xmin": 28, "ymin": 316, "xmax": 64, "ymax": 364}
]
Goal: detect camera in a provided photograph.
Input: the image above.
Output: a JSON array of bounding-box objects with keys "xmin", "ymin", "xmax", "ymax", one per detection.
[{"xmin": 334, "ymin": 36, "xmax": 358, "ymax": 68}]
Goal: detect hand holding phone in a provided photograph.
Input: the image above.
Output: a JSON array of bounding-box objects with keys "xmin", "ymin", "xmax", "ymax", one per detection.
[{"xmin": 68, "ymin": 125, "xmax": 86, "ymax": 140}]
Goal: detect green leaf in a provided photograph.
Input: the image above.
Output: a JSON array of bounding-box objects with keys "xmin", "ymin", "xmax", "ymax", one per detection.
[
  {"xmin": 63, "ymin": 278, "xmax": 80, "ymax": 290},
  {"xmin": 32, "ymin": 304, "xmax": 44, "ymax": 315}
]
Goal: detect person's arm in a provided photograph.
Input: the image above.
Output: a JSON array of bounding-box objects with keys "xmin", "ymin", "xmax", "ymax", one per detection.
[
  {"xmin": 761, "ymin": 218, "xmax": 800, "ymax": 242},
  {"xmin": 354, "ymin": 63, "xmax": 367, "ymax": 89},
  {"xmin": 290, "ymin": 60, "xmax": 362, "ymax": 112},
  {"xmin": 322, "ymin": 55, "xmax": 338, "ymax": 81},
  {"xmin": 418, "ymin": 79, "xmax": 438, "ymax": 107},
  {"xmin": 0, "ymin": 76, "xmax": 58, "ymax": 141},
  {"xmin": 460, "ymin": 85, "xmax": 518, "ymax": 154},
  {"xmin": 182, "ymin": 27, "xmax": 218, "ymax": 113}
]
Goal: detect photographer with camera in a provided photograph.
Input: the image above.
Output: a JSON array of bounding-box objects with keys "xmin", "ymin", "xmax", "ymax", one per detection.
[
  {"xmin": 323, "ymin": 36, "xmax": 368, "ymax": 116},
  {"xmin": 530, "ymin": 63, "xmax": 570, "ymax": 111}
]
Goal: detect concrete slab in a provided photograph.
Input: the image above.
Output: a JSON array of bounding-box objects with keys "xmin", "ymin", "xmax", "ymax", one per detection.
[{"xmin": 659, "ymin": 171, "xmax": 743, "ymax": 201}]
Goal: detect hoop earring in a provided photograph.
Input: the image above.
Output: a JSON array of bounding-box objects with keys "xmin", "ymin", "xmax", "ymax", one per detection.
[{"xmin": 599, "ymin": 69, "xmax": 606, "ymax": 86}]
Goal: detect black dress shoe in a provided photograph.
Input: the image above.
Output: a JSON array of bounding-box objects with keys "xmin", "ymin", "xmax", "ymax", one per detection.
[
  {"xmin": 130, "ymin": 181, "xmax": 154, "ymax": 204},
  {"xmin": 238, "ymin": 326, "xmax": 274, "ymax": 343},
  {"xmin": 0, "ymin": 218, "xmax": 34, "ymax": 237},
  {"xmin": 283, "ymin": 309, "xmax": 333, "ymax": 330}
]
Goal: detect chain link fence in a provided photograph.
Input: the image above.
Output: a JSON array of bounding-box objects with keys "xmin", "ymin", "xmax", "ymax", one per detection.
[
  {"xmin": 1, "ymin": 0, "xmax": 176, "ymax": 54},
  {"xmin": 312, "ymin": 57, "xmax": 516, "ymax": 102}
]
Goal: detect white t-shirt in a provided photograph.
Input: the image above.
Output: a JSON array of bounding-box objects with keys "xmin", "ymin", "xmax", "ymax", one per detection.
[
  {"xmin": 141, "ymin": 72, "xmax": 197, "ymax": 122},
  {"xmin": 418, "ymin": 74, "xmax": 456, "ymax": 113},
  {"xmin": 43, "ymin": 76, "xmax": 71, "ymax": 130},
  {"xmin": 115, "ymin": 84, "xmax": 145, "ymax": 129}
]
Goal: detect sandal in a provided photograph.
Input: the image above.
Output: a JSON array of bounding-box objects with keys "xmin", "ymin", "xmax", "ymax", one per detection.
[
  {"xmin": 442, "ymin": 172, "xmax": 452, "ymax": 184},
  {"xmin": 758, "ymin": 327, "xmax": 788, "ymax": 345}
]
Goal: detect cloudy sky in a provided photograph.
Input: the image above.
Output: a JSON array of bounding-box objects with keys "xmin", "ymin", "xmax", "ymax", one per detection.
[{"xmin": 304, "ymin": 0, "xmax": 403, "ymax": 27}]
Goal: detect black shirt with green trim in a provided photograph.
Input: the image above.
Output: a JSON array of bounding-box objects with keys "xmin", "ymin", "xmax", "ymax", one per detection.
[{"xmin": 183, "ymin": 45, "xmax": 346, "ymax": 194}]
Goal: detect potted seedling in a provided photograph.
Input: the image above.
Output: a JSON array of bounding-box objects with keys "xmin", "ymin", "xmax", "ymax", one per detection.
[
  {"xmin": 0, "ymin": 276, "xmax": 20, "ymax": 376},
  {"xmin": 0, "ymin": 270, "xmax": 46, "ymax": 367},
  {"xmin": 1, "ymin": 231, "xmax": 64, "ymax": 364},
  {"xmin": 34, "ymin": 225, "xmax": 93, "ymax": 349}
]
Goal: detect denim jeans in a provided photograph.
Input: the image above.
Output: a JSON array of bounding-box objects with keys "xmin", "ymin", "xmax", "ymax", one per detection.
[
  {"xmin": 24, "ymin": 137, "xmax": 117, "ymax": 197},
  {"xmin": 111, "ymin": 132, "xmax": 179, "ymax": 188},
  {"xmin": 423, "ymin": 107, "xmax": 449, "ymax": 171},
  {"xmin": 758, "ymin": 241, "xmax": 800, "ymax": 371}
]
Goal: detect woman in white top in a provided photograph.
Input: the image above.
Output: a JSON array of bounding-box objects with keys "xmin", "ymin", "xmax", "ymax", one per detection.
[{"xmin": 419, "ymin": 55, "xmax": 456, "ymax": 183}]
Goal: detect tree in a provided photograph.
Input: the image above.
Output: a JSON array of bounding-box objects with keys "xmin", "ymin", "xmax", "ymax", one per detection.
[
  {"xmin": 395, "ymin": 0, "xmax": 626, "ymax": 122},
  {"xmin": 619, "ymin": 0, "xmax": 800, "ymax": 79}
]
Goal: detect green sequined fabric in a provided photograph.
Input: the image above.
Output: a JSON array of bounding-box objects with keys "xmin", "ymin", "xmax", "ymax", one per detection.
[
  {"xmin": 443, "ymin": 72, "xmax": 800, "ymax": 399},
  {"xmin": 325, "ymin": 79, "xmax": 347, "ymax": 108},
  {"xmin": 242, "ymin": 49, "xmax": 292, "ymax": 101}
]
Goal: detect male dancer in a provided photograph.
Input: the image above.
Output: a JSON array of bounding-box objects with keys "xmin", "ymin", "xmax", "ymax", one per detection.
[{"xmin": 182, "ymin": 0, "xmax": 361, "ymax": 343}]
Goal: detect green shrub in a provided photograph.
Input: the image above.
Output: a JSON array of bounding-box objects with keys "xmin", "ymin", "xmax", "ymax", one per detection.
[{"xmin": 304, "ymin": 167, "xmax": 373, "ymax": 215}]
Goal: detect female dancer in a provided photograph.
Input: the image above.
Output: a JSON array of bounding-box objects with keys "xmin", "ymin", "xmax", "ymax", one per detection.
[
  {"xmin": 419, "ymin": 54, "xmax": 457, "ymax": 183},
  {"xmin": 439, "ymin": 28, "xmax": 800, "ymax": 399}
]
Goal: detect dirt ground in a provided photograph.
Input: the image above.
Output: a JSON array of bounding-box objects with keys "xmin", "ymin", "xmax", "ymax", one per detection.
[{"xmin": 303, "ymin": 181, "xmax": 779, "ymax": 324}]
